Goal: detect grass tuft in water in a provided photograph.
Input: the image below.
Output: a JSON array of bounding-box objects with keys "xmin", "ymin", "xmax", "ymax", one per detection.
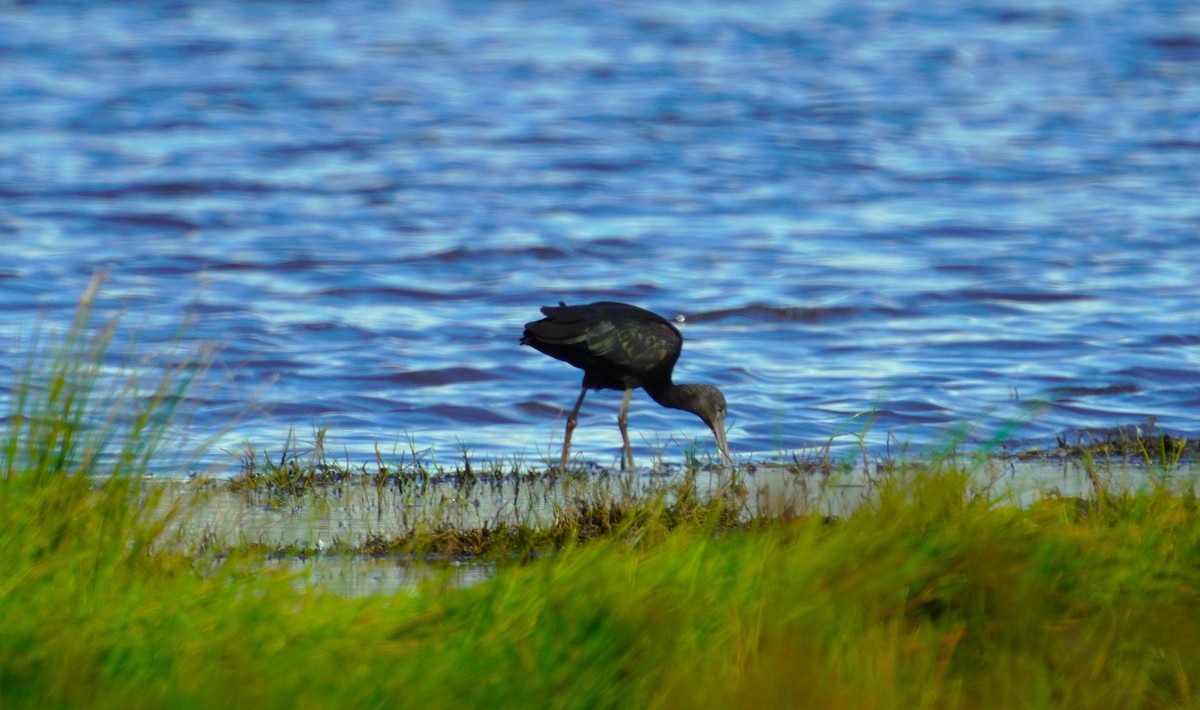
[{"xmin": 217, "ymin": 426, "xmax": 758, "ymax": 558}]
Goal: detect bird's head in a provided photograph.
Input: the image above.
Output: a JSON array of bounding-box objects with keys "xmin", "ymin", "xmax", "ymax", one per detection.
[{"xmin": 678, "ymin": 384, "xmax": 731, "ymax": 469}]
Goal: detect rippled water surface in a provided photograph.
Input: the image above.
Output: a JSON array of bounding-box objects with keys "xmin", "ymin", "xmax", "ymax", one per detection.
[{"xmin": 2, "ymin": 0, "xmax": 1198, "ymax": 472}]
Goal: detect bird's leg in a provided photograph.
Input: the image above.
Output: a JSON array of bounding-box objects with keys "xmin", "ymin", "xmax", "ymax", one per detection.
[
  {"xmin": 618, "ymin": 387, "xmax": 635, "ymax": 471},
  {"xmin": 561, "ymin": 384, "xmax": 587, "ymax": 472}
]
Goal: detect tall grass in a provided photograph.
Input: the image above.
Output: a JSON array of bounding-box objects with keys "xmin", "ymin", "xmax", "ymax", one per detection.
[
  {"xmin": 2, "ymin": 280, "xmax": 1199, "ymax": 708},
  {"xmin": 0, "ymin": 276, "xmax": 214, "ymax": 706}
]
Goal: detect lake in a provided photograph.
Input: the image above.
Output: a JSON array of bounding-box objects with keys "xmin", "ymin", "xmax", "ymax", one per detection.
[{"xmin": 2, "ymin": 0, "xmax": 1198, "ymax": 474}]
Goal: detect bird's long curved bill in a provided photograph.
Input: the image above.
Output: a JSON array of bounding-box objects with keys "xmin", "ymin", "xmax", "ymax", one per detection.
[{"xmin": 711, "ymin": 420, "xmax": 732, "ymax": 470}]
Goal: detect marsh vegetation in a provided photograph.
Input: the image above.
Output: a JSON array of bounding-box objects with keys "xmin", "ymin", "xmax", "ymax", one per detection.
[{"xmin": 2, "ymin": 285, "xmax": 1197, "ymax": 708}]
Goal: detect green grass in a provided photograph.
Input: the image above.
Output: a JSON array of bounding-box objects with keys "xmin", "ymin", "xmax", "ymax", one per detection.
[
  {"xmin": 7, "ymin": 463, "xmax": 1200, "ymax": 708},
  {"xmin": 3, "ymin": 281, "xmax": 1200, "ymax": 708}
]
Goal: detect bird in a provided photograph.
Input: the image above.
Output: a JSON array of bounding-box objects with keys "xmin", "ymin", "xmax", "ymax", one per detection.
[{"xmin": 521, "ymin": 301, "xmax": 730, "ymax": 471}]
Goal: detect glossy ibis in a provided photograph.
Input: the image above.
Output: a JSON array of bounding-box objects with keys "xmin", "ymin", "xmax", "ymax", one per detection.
[{"xmin": 522, "ymin": 301, "xmax": 730, "ymax": 470}]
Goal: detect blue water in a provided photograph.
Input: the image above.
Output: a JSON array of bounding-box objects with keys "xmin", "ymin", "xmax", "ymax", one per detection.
[{"xmin": 2, "ymin": 0, "xmax": 1198, "ymax": 472}]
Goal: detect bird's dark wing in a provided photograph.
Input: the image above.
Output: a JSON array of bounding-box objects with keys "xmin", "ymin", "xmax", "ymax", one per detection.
[
  {"xmin": 580, "ymin": 311, "xmax": 680, "ymax": 377},
  {"xmin": 523, "ymin": 302, "xmax": 682, "ymax": 382}
]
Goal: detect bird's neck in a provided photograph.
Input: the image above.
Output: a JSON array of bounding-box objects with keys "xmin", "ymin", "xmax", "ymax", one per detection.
[{"xmin": 643, "ymin": 379, "xmax": 694, "ymax": 414}]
